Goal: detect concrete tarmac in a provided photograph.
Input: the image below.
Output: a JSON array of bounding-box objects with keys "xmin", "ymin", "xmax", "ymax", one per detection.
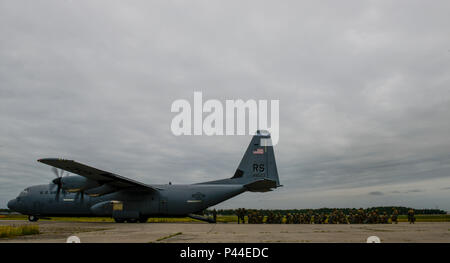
[{"xmin": 1, "ymin": 220, "xmax": 449, "ymax": 243}]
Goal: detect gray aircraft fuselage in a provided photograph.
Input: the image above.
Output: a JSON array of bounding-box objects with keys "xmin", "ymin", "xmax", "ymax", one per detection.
[
  {"xmin": 8, "ymin": 131, "xmax": 280, "ymax": 222},
  {"xmin": 8, "ymin": 183, "xmax": 244, "ymax": 217}
]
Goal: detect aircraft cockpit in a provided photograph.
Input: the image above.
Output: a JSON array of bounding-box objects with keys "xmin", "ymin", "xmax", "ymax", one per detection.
[{"xmin": 19, "ymin": 188, "xmax": 30, "ymax": 196}]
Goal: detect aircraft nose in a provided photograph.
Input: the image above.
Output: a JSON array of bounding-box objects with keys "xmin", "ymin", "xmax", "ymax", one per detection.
[{"xmin": 7, "ymin": 199, "xmax": 16, "ymax": 210}]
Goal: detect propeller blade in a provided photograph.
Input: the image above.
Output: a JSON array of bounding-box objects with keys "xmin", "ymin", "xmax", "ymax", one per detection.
[
  {"xmin": 50, "ymin": 168, "xmax": 64, "ymax": 201},
  {"xmin": 52, "ymin": 177, "xmax": 62, "ymax": 185},
  {"xmin": 55, "ymin": 184, "xmax": 61, "ymax": 201},
  {"xmin": 52, "ymin": 167, "xmax": 59, "ymax": 177}
]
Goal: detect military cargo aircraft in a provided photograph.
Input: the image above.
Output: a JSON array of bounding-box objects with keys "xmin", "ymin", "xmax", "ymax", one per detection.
[{"xmin": 7, "ymin": 130, "xmax": 280, "ymax": 223}]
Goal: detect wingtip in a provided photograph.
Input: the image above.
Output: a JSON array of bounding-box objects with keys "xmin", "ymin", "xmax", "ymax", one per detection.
[
  {"xmin": 37, "ymin": 158, "xmax": 55, "ymax": 162},
  {"xmin": 37, "ymin": 158, "xmax": 73, "ymax": 163}
]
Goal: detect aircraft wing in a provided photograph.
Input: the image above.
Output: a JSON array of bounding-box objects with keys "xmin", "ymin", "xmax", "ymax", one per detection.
[{"xmin": 38, "ymin": 158, "xmax": 160, "ymax": 192}]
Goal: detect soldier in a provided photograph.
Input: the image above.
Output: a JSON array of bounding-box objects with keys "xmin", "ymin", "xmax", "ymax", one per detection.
[
  {"xmin": 374, "ymin": 209, "xmax": 380, "ymax": 224},
  {"xmin": 313, "ymin": 213, "xmax": 319, "ymax": 224},
  {"xmin": 297, "ymin": 213, "xmax": 303, "ymax": 224},
  {"xmin": 391, "ymin": 209, "xmax": 398, "ymax": 224},
  {"xmin": 295, "ymin": 213, "xmax": 301, "ymax": 224},
  {"xmin": 322, "ymin": 213, "xmax": 328, "ymax": 224},
  {"xmin": 336, "ymin": 211, "xmax": 341, "ymax": 224},
  {"xmin": 380, "ymin": 212, "xmax": 385, "ymax": 224},
  {"xmin": 285, "ymin": 213, "xmax": 291, "ymax": 224},
  {"xmin": 252, "ymin": 211, "xmax": 257, "ymax": 224},
  {"xmin": 258, "ymin": 211, "xmax": 264, "ymax": 224},
  {"xmin": 348, "ymin": 213, "xmax": 354, "ymax": 224},
  {"xmin": 372, "ymin": 211, "xmax": 378, "ymax": 224},
  {"xmin": 333, "ymin": 210, "xmax": 339, "ymax": 224},
  {"xmin": 358, "ymin": 208, "xmax": 366, "ymax": 224},
  {"xmin": 241, "ymin": 208, "xmax": 246, "ymax": 224},
  {"xmin": 328, "ymin": 211, "xmax": 334, "ymax": 224},
  {"xmin": 369, "ymin": 211, "xmax": 376, "ymax": 224},
  {"xmin": 366, "ymin": 211, "xmax": 372, "ymax": 224},
  {"xmin": 236, "ymin": 208, "xmax": 241, "ymax": 224},
  {"xmin": 306, "ymin": 210, "xmax": 313, "ymax": 224},
  {"xmin": 279, "ymin": 213, "xmax": 284, "ymax": 224},
  {"xmin": 382, "ymin": 212, "xmax": 389, "ymax": 224},
  {"xmin": 408, "ymin": 209, "xmax": 415, "ymax": 224},
  {"xmin": 212, "ymin": 209, "xmax": 217, "ymax": 223},
  {"xmin": 266, "ymin": 211, "xmax": 273, "ymax": 224},
  {"xmin": 339, "ymin": 211, "xmax": 348, "ymax": 224}
]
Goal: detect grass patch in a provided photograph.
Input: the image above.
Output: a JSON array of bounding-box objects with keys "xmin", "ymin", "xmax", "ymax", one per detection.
[
  {"xmin": 156, "ymin": 232, "xmax": 182, "ymax": 241},
  {"xmin": 0, "ymin": 225, "xmax": 40, "ymax": 238}
]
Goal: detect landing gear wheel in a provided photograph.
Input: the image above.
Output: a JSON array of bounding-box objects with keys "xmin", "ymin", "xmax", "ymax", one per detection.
[
  {"xmin": 28, "ymin": 215, "xmax": 39, "ymax": 222},
  {"xmin": 114, "ymin": 218, "xmax": 125, "ymax": 223},
  {"xmin": 138, "ymin": 217, "xmax": 148, "ymax": 223}
]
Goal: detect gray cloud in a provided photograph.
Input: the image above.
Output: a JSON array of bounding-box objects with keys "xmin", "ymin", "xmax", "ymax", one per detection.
[
  {"xmin": 1, "ymin": 1, "xmax": 450, "ymax": 210},
  {"xmin": 368, "ymin": 191, "xmax": 384, "ymax": 196},
  {"xmin": 406, "ymin": 189, "xmax": 423, "ymax": 193},
  {"xmin": 391, "ymin": 189, "xmax": 423, "ymax": 194}
]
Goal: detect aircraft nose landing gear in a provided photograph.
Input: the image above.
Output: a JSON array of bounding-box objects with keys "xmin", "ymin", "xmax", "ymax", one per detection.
[{"xmin": 28, "ymin": 215, "xmax": 39, "ymax": 222}]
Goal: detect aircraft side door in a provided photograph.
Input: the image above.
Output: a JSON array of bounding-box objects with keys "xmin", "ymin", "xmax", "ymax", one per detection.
[
  {"xmin": 32, "ymin": 201, "xmax": 44, "ymax": 214},
  {"xmin": 159, "ymin": 197, "xmax": 168, "ymax": 215}
]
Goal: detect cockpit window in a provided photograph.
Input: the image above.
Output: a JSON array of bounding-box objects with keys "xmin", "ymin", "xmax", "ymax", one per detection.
[{"xmin": 19, "ymin": 188, "xmax": 29, "ymax": 196}]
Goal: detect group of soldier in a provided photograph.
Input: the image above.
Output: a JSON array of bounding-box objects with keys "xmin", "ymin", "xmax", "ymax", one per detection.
[{"xmin": 235, "ymin": 208, "xmax": 415, "ymax": 224}]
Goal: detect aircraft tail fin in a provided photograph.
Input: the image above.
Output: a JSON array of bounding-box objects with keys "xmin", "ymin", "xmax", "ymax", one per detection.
[
  {"xmin": 230, "ymin": 130, "xmax": 281, "ymax": 192},
  {"xmin": 198, "ymin": 130, "xmax": 281, "ymax": 192}
]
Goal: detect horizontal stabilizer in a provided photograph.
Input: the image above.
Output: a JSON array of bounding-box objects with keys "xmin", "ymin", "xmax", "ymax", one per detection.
[{"xmin": 244, "ymin": 179, "xmax": 278, "ymax": 192}]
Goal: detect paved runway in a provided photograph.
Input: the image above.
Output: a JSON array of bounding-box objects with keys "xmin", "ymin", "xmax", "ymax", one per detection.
[{"xmin": 1, "ymin": 220, "xmax": 449, "ymax": 243}]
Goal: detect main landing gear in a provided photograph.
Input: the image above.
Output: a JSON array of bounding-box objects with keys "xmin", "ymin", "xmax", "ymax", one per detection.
[{"xmin": 114, "ymin": 217, "xmax": 148, "ymax": 223}]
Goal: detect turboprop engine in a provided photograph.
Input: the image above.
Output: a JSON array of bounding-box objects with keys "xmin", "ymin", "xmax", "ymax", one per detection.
[{"xmin": 60, "ymin": 175, "xmax": 100, "ymax": 192}]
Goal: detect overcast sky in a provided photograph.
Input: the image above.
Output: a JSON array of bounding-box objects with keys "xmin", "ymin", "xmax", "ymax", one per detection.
[{"xmin": 1, "ymin": 1, "xmax": 450, "ymax": 210}]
